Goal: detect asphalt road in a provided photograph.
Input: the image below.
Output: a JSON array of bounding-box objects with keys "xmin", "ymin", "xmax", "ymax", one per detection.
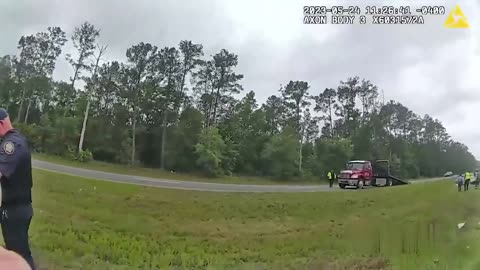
[{"xmin": 32, "ymin": 159, "xmax": 447, "ymax": 193}]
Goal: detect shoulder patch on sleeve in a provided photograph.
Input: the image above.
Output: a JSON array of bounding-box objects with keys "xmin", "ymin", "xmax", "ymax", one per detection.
[{"xmin": 2, "ymin": 141, "xmax": 15, "ymax": 155}]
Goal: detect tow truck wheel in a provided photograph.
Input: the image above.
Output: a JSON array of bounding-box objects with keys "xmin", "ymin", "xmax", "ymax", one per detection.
[
  {"xmin": 339, "ymin": 183, "xmax": 346, "ymax": 189},
  {"xmin": 357, "ymin": 180, "xmax": 364, "ymax": 189}
]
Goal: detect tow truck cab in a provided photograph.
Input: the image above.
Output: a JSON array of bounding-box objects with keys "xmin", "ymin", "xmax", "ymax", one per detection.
[{"xmin": 338, "ymin": 160, "xmax": 373, "ymax": 189}]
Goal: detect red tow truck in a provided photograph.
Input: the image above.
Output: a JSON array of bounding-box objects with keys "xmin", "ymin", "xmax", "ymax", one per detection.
[{"xmin": 337, "ymin": 160, "xmax": 409, "ymax": 189}]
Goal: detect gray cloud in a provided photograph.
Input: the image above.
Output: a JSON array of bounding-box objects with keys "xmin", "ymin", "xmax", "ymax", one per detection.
[{"xmin": 0, "ymin": 0, "xmax": 479, "ymax": 158}]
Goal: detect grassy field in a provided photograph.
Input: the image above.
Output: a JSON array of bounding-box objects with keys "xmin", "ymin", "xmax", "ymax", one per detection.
[
  {"xmin": 24, "ymin": 169, "xmax": 480, "ymax": 269},
  {"xmin": 33, "ymin": 153, "xmax": 320, "ymax": 185}
]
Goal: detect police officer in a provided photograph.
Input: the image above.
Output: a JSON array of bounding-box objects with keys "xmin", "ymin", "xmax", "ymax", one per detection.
[
  {"xmin": 327, "ymin": 170, "xmax": 333, "ymax": 188},
  {"xmin": 0, "ymin": 108, "xmax": 35, "ymax": 269},
  {"xmin": 464, "ymin": 171, "xmax": 471, "ymax": 191}
]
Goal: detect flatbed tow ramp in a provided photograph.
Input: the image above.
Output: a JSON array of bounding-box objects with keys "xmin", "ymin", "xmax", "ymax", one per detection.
[{"xmin": 372, "ymin": 160, "xmax": 409, "ymax": 187}]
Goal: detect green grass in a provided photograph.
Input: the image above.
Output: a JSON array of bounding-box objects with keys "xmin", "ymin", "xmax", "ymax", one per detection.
[
  {"xmin": 27, "ymin": 169, "xmax": 480, "ymax": 269},
  {"xmin": 33, "ymin": 153, "xmax": 320, "ymax": 185}
]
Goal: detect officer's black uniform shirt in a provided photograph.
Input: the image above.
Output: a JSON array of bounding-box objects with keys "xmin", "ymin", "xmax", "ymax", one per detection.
[{"xmin": 0, "ymin": 129, "xmax": 32, "ymax": 207}]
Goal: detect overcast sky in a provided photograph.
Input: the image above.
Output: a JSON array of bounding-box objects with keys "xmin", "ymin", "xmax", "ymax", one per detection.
[{"xmin": 1, "ymin": 0, "xmax": 479, "ymax": 159}]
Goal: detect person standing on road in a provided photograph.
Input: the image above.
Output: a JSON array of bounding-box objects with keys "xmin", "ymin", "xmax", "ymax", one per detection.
[
  {"xmin": 327, "ymin": 170, "xmax": 334, "ymax": 188},
  {"xmin": 464, "ymin": 171, "xmax": 471, "ymax": 191},
  {"xmin": 456, "ymin": 174, "xmax": 464, "ymax": 192},
  {"xmin": 0, "ymin": 109, "xmax": 35, "ymax": 269}
]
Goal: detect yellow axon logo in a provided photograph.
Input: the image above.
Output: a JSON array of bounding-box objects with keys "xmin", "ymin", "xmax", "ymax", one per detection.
[{"xmin": 444, "ymin": 4, "xmax": 469, "ymax": 28}]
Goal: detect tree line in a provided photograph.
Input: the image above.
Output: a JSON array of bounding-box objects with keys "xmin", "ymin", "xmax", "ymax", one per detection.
[{"xmin": 0, "ymin": 22, "xmax": 477, "ymax": 180}]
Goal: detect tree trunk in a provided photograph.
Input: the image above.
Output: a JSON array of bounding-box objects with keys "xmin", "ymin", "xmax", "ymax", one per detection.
[
  {"xmin": 63, "ymin": 104, "xmax": 69, "ymax": 117},
  {"xmin": 77, "ymin": 48, "xmax": 104, "ymax": 153},
  {"xmin": 160, "ymin": 110, "xmax": 168, "ymax": 169},
  {"xmin": 16, "ymin": 89, "xmax": 25, "ymax": 122},
  {"xmin": 205, "ymin": 85, "xmax": 215, "ymax": 127},
  {"xmin": 212, "ymin": 87, "xmax": 221, "ymax": 126},
  {"xmin": 24, "ymin": 98, "xmax": 32, "ymax": 123},
  {"xmin": 298, "ymin": 141, "xmax": 303, "ymax": 176},
  {"xmin": 71, "ymin": 65, "xmax": 80, "ymax": 91},
  {"xmin": 78, "ymin": 99, "xmax": 91, "ymax": 153},
  {"xmin": 131, "ymin": 107, "xmax": 137, "ymax": 166},
  {"xmin": 206, "ymin": 102, "xmax": 212, "ymax": 128},
  {"xmin": 174, "ymin": 68, "xmax": 188, "ymax": 124},
  {"xmin": 327, "ymin": 100, "xmax": 333, "ymax": 137},
  {"xmin": 178, "ymin": 66, "xmax": 187, "ymax": 106},
  {"xmin": 298, "ymin": 128, "xmax": 304, "ymax": 176}
]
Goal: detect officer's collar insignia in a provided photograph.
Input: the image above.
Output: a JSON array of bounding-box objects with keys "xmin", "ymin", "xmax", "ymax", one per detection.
[{"xmin": 3, "ymin": 141, "xmax": 14, "ymax": 155}]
